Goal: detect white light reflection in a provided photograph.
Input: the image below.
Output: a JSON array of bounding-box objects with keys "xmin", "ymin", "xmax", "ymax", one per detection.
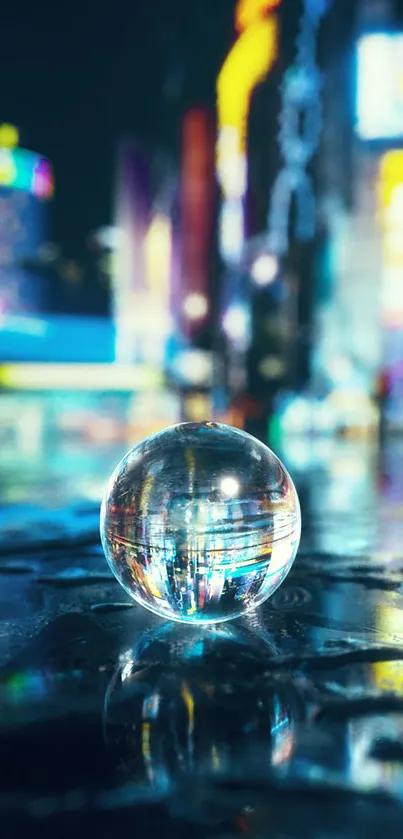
[{"xmin": 220, "ymin": 476, "xmax": 240, "ymax": 498}]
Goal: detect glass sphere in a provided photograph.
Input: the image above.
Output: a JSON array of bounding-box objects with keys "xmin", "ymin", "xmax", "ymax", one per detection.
[{"xmin": 100, "ymin": 422, "xmax": 301, "ymax": 624}]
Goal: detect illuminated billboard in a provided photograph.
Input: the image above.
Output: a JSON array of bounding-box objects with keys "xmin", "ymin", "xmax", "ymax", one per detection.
[{"xmin": 356, "ymin": 33, "xmax": 403, "ymax": 141}]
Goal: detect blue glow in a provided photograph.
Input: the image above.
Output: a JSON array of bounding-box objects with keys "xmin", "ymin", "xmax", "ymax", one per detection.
[{"xmin": 0, "ymin": 316, "xmax": 115, "ymax": 362}]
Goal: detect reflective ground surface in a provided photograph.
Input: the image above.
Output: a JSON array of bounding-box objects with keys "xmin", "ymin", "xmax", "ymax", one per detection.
[{"xmin": 1, "ymin": 394, "xmax": 403, "ymax": 837}]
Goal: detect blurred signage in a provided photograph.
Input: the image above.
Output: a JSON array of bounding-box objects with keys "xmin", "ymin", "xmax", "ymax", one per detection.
[
  {"xmin": 216, "ymin": 0, "xmax": 280, "ymax": 263},
  {"xmin": 113, "ymin": 147, "xmax": 173, "ymax": 364},
  {"xmin": 180, "ymin": 109, "xmax": 214, "ymax": 336},
  {"xmin": 0, "ymin": 147, "xmax": 53, "ymax": 200},
  {"xmin": 0, "ymin": 363, "xmax": 163, "ymax": 391},
  {"xmin": 379, "ymin": 151, "xmax": 403, "ymax": 425},
  {"xmin": 170, "ymin": 349, "xmax": 214, "ymax": 387},
  {"xmin": 379, "ymin": 151, "xmax": 403, "ymax": 326},
  {"xmin": 356, "ymin": 33, "xmax": 403, "ymax": 141},
  {"xmin": 0, "ymin": 182, "xmax": 51, "ymax": 314},
  {"xmin": 0, "ymin": 124, "xmax": 19, "ymax": 149}
]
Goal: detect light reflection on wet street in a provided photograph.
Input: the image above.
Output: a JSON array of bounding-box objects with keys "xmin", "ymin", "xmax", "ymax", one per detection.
[{"xmin": 1, "ymin": 395, "xmax": 403, "ymax": 836}]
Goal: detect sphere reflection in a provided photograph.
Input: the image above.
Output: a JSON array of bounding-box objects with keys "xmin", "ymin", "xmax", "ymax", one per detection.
[{"xmin": 104, "ymin": 623, "xmax": 298, "ymax": 794}]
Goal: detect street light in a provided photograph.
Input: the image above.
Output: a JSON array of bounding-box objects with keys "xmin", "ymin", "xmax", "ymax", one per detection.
[
  {"xmin": 183, "ymin": 293, "xmax": 209, "ymax": 321},
  {"xmin": 250, "ymin": 253, "xmax": 279, "ymax": 286}
]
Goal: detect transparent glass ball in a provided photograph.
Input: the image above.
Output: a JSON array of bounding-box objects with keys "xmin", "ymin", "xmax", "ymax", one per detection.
[{"xmin": 100, "ymin": 422, "xmax": 301, "ymax": 624}]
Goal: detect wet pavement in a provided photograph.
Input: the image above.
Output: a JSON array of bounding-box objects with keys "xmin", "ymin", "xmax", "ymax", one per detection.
[{"xmin": 1, "ymin": 407, "xmax": 403, "ymax": 837}]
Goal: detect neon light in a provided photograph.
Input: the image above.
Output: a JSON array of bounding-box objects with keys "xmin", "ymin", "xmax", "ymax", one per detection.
[
  {"xmin": 32, "ymin": 158, "xmax": 54, "ymax": 200},
  {"xmin": 113, "ymin": 148, "xmax": 173, "ymax": 364},
  {"xmin": 356, "ymin": 34, "xmax": 403, "ymax": 141},
  {"xmin": 217, "ymin": 17, "xmax": 278, "ymax": 184},
  {"xmin": 144, "ymin": 214, "xmax": 172, "ymax": 295},
  {"xmin": 236, "ymin": 0, "xmax": 282, "ymax": 32},
  {"xmin": 379, "ymin": 150, "xmax": 403, "ymax": 209},
  {"xmin": 0, "ymin": 363, "xmax": 163, "ymax": 391},
  {"xmin": 216, "ymin": 1, "xmax": 280, "ymax": 262},
  {"xmin": 379, "ymin": 150, "xmax": 403, "ymax": 327},
  {"xmin": 0, "ymin": 124, "xmax": 19, "ymax": 149},
  {"xmin": 0, "ymin": 147, "xmax": 53, "ymax": 199}
]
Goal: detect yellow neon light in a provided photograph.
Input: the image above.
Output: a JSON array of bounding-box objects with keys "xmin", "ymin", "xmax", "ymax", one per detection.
[
  {"xmin": 144, "ymin": 213, "xmax": 172, "ymax": 295},
  {"xmin": 0, "ymin": 363, "xmax": 163, "ymax": 391},
  {"xmin": 0, "ymin": 124, "xmax": 19, "ymax": 149},
  {"xmin": 217, "ymin": 14, "xmax": 279, "ymax": 198},
  {"xmin": 379, "ymin": 150, "xmax": 403, "ymax": 211},
  {"xmin": 378, "ymin": 151, "xmax": 403, "ymax": 324},
  {"xmin": 217, "ymin": 18, "xmax": 278, "ymax": 156},
  {"xmin": 0, "ymin": 149, "xmax": 17, "ymax": 187},
  {"xmin": 236, "ymin": 0, "xmax": 282, "ymax": 33}
]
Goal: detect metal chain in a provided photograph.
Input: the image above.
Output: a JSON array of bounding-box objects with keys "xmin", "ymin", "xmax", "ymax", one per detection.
[{"xmin": 267, "ymin": 0, "xmax": 328, "ymax": 255}]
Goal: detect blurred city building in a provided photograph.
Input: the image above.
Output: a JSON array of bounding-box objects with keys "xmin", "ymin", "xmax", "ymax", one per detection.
[
  {"xmin": 2, "ymin": 0, "xmax": 403, "ymax": 445},
  {"xmin": 113, "ymin": 144, "xmax": 173, "ymax": 366},
  {"xmin": 0, "ymin": 124, "xmax": 54, "ymax": 315},
  {"xmin": 179, "ymin": 108, "xmax": 214, "ymax": 341},
  {"xmin": 307, "ymin": 0, "xmax": 403, "ymax": 436},
  {"xmin": 215, "ymin": 0, "xmax": 328, "ymax": 438}
]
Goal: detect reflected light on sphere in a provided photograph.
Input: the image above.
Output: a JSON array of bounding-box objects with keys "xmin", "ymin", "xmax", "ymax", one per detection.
[{"xmin": 220, "ymin": 476, "xmax": 240, "ymax": 498}]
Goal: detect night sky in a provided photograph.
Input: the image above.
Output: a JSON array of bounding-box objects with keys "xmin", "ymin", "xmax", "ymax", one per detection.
[
  {"xmin": 1, "ymin": 0, "xmax": 236, "ymax": 260},
  {"xmin": 1, "ymin": 0, "xmax": 350, "ymax": 268}
]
